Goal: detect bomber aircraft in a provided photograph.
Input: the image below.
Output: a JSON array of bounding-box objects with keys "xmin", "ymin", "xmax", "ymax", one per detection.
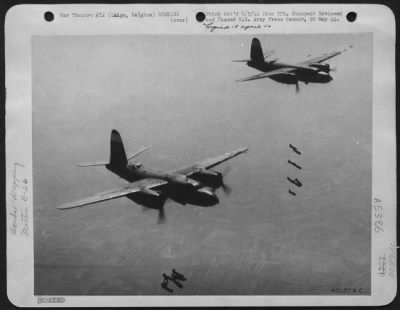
[
  {"xmin": 57, "ymin": 130, "xmax": 248, "ymax": 223},
  {"xmin": 234, "ymin": 37, "xmax": 346, "ymax": 92}
]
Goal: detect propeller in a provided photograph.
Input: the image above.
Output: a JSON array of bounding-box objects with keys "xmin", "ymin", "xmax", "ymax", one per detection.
[
  {"xmin": 220, "ymin": 165, "xmax": 233, "ymax": 196},
  {"xmin": 158, "ymin": 205, "xmax": 166, "ymax": 224},
  {"xmin": 221, "ymin": 182, "xmax": 232, "ymax": 196},
  {"xmin": 295, "ymin": 80, "xmax": 300, "ymax": 93},
  {"xmin": 141, "ymin": 203, "xmax": 166, "ymax": 224}
]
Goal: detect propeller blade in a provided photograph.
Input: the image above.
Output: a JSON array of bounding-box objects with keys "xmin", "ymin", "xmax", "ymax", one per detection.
[
  {"xmin": 222, "ymin": 164, "xmax": 232, "ymax": 177},
  {"xmin": 158, "ymin": 206, "xmax": 166, "ymax": 224},
  {"xmin": 295, "ymin": 81, "xmax": 300, "ymax": 93},
  {"xmin": 220, "ymin": 165, "xmax": 233, "ymax": 196},
  {"xmin": 221, "ymin": 183, "xmax": 232, "ymax": 196}
]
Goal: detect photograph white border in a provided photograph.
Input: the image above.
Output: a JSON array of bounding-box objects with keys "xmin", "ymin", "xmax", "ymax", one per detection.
[{"xmin": 5, "ymin": 4, "xmax": 396, "ymax": 307}]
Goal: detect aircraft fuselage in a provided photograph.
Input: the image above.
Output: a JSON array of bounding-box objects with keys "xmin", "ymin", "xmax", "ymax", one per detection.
[
  {"xmin": 106, "ymin": 163, "xmax": 219, "ymax": 207},
  {"xmin": 247, "ymin": 60, "xmax": 332, "ymax": 84}
]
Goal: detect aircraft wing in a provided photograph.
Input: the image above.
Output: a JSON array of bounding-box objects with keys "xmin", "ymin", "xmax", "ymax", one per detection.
[
  {"xmin": 236, "ymin": 67, "xmax": 295, "ymax": 82},
  {"xmin": 172, "ymin": 147, "xmax": 248, "ymax": 176},
  {"xmin": 297, "ymin": 50, "xmax": 342, "ymax": 66},
  {"xmin": 57, "ymin": 178, "xmax": 167, "ymax": 210}
]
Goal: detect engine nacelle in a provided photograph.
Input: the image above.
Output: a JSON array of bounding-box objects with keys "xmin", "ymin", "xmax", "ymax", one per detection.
[
  {"xmin": 191, "ymin": 169, "xmax": 223, "ymax": 189},
  {"xmin": 190, "ymin": 187, "xmax": 219, "ymax": 206},
  {"xmin": 168, "ymin": 174, "xmax": 187, "ymax": 184},
  {"xmin": 168, "ymin": 174, "xmax": 200, "ymax": 187},
  {"xmin": 310, "ymin": 63, "xmax": 330, "ymax": 73},
  {"xmin": 127, "ymin": 191, "xmax": 164, "ymax": 210}
]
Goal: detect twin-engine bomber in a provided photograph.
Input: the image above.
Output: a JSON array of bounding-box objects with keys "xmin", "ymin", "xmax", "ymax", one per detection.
[
  {"xmin": 235, "ymin": 37, "xmax": 343, "ymax": 92},
  {"xmin": 57, "ymin": 130, "xmax": 248, "ymax": 223}
]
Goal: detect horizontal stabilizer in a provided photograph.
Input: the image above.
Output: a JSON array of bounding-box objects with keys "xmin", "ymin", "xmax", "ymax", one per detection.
[
  {"xmin": 263, "ymin": 50, "xmax": 275, "ymax": 59},
  {"xmin": 76, "ymin": 161, "xmax": 108, "ymax": 167},
  {"xmin": 232, "ymin": 59, "xmax": 251, "ymax": 62},
  {"xmin": 128, "ymin": 146, "xmax": 150, "ymax": 161},
  {"xmin": 269, "ymin": 58, "xmax": 279, "ymax": 63}
]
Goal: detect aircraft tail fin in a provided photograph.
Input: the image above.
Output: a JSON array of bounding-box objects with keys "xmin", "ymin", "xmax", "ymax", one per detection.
[
  {"xmin": 76, "ymin": 130, "xmax": 128, "ymax": 168},
  {"xmin": 250, "ymin": 38, "xmax": 264, "ymax": 63},
  {"xmin": 110, "ymin": 129, "xmax": 128, "ymax": 167}
]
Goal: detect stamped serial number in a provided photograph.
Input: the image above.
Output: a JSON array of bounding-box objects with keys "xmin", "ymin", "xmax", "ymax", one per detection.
[
  {"xmin": 331, "ymin": 287, "xmax": 365, "ymax": 294},
  {"xmin": 373, "ymin": 198, "xmax": 384, "ymax": 233}
]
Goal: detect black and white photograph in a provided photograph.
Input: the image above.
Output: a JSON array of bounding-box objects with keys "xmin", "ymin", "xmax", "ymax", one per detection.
[
  {"xmin": 5, "ymin": 4, "xmax": 396, "ymax": 307},
  {"xmin": 32, "ymin": 33, "xmax": 372, "ymax": 295}
]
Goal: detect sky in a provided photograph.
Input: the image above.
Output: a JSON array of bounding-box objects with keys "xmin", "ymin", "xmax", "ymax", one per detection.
[{"xmin": 32, "ymin": 33, "xmax": 372, "ymax": 295}]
